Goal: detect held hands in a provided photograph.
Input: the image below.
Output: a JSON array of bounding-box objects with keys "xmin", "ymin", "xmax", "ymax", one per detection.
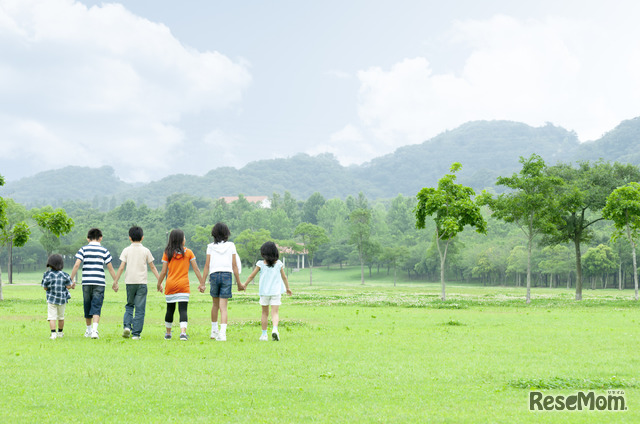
[
  {"xmin": 198, "ymin": 283, "xmax": 206, "ymax": 293},
  {"xmin": 112, "ymin": 282, "xmax": 119, "ymax": 292},
  {"xmin": 237, "ymin": 281, "xmax": 246, "ymax": 292},
  {"xmin": 157, "ymin": 283, "xmax": 163, "ymax": 293}
]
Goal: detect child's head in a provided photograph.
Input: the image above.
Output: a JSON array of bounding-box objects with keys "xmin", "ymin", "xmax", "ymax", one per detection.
[
  {"xmin": 46, "ymin": 254, "xmax": 64, "ymax": 271},
  {"xmin": 87, "ymin": 228, "xmax": 102, "ymax": 241},
  {"xmin": 260, "ymin": 241, "xmax": 279, "ymax": 267},
  {"xmin": 165, "ymin": 229, "xmax": 185, "ymax": 261},
  {"xmin": 211, "ymin": 222, "xmax": 230, "ymax": 244},
  {"xmin": 129, "ymin": 226, "xmax": 143, "ymax": 242}
]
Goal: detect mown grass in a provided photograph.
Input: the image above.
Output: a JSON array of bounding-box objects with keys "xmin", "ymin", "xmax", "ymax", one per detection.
[{"xmin": 2, "ymin": 268, "xmax": 640, "ymax": 423}]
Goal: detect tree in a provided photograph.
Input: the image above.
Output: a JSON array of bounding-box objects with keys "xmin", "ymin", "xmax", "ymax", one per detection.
[
  {"xmin": 602, "ymin": 182, "xmax": 640, "ymax": 300},
  {"xmin": 349, "ymin": 208, "xmax": 371, "ymax": 285},
  {"xmin": 544, "ymin": 161, "xmax": 640, "ymax": 300},
  {"xmin": 477, "ymin": 154, "xmax": 563, "ymax": 303},
  {"xmin": 415, "ymin": 163, "xmax": 487, "ymax": 300},
  {"xmin": 294, "ymin": 223, "xmax": 329, "ymax": 285},
  {"xmin": 235, "ymin": 229, "xmax": 272, "ymax": 266},
  {"xmin": 582, "ymin": 244, "xmax": 618, "ymax": 289},
  {"xmin": 301, "ymin": 192, "xmax": 326, "ymax": 225}
]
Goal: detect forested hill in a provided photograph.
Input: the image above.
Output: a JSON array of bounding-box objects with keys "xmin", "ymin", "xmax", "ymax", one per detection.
[{"xmin": 3, "ymin": 118, "xmax": 640, "ymax": 207}]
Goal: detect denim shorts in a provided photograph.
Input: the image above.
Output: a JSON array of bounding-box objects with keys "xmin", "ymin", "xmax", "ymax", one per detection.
[
  {"xmin": 209, "ymin": 272, "xmax": 232, "ymax": 299},
  {"xmin": 82, "ymin": 285, "xmax": 105, "ymax": 318}
]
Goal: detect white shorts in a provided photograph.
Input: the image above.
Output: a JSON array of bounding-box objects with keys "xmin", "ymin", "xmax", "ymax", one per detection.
[
  {"xmin": 259, "ymin": 294, "xmax": 282, "ymax": 306},
  {"xmin": 47, "ymin": 303, "xmax": 66, "ymax": 321}
]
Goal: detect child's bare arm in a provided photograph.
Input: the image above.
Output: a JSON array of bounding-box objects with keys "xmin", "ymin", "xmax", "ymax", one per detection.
[
  {"xmin": 69, "ymin": 259, "xmax": 82, "ymax": 288},
  {"xmin": 199, "ymin": 255, "xmax": 211, "ymax": 291},
  {"xmin": 232, "ymin": 254, "xmax": 242, "ymax": 290},
  {"xmin": 113, "ymin": 261, "xmax": 125, "ymax": 292},
  {"xmin": 280, "ymin": 268, "xmax": 292, "ymax": 295},
  {"xmin": 190, "ymin": 259, "xmax": 204, "ymax": 292},
  {"xmin": 106, "ymin": 262, "xmax": 117, "ymax": 281},
  {"xmin": 149, "ymin": 261, "xmax": 160, "ymax": 280},
  {"xmin": 157, "ymin": 263, "xmax": 168, "ymax": 292},
  {"xmin": 243, "ymin": 266, "xmax": 260, "ymax": 290}
]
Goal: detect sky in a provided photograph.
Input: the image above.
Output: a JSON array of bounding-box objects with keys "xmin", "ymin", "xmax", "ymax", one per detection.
[{"xmin": 1, "ymin": 0, "xmax": 640, "ymax": 182}]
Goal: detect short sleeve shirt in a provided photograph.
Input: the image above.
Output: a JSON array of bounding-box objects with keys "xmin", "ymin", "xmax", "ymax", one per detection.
[
  {"xmin": 162, "ymin": 248, "xmax": 195, "ymax": 295},
  {"xmin": 75, "ymin": 242, "xmax": 113, "ymax": 286},
  {"xmin": 256, "ymin": 260, "xmax": 286, "ymax": 296},
  {"xmin": 41, "ymin": 270, "xmax": 72, "ymax": 305},
  {"xmin": 120, "ymin": 243, "xmax": 154, "ymax": 284}
]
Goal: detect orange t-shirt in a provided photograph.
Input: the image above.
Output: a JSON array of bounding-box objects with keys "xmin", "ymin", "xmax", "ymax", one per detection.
[{"xmin": 162, "ymin": 248, "xmax": 195, "ymax": 295}]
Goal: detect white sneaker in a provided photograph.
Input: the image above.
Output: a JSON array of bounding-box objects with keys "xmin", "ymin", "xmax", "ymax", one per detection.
[
  {"xmin": 57, "ymin": 332, "xmax": 64, "ymax": 338},
  {"xmin": 259, "ymin": 333, "xmax": 268, "ymax": 341},
  {"xmin": 272, "ymin": 330, "xmax": 279, "ymax": 341},
  {"xmin": 91, "ymin": 330, "xmax": 99, "ymax": 339},
  {"xmin": 84, "ymin": 328, "xmax": 92, "ymax": 338},
  {"xmin": 132, "ymin": 336, "xmax": 141, "ymax": 340},
  {"xmin": 216, "ymin": 332, "xmax": 226, "ymax": 341},
  {"xmin": 123, "ymin": 328, "xmax": 131, "ymax": 338},
  {"xmin": 210, "ymin": 329, "xmax": 219, "ymax": 340},
  {"xmin": 49, "ymin": 333, "xmax": 57, "ymax": 340}
]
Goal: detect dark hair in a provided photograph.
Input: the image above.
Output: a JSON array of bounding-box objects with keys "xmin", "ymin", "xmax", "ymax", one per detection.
[
  {"xmin": 211, "ymin": 222, "xmax": 230, "ymax": 244},
  {"xmin": 260, "ymin": 241, "xmax": 279, "ymax": 267},
  {"xmin": 129, "ymin": 226, "xmax": 143, "ymax": 242},
  {"xmin": 164, "ymin": 229, "xmax": 185, "ymax": 262},
  {"xmin": 87, "ymin": 228, "xmax": 102, "ymax": 241},
  {"xmin": 46, "ymin": 254, "xmax": 64, "ymax": 271}
]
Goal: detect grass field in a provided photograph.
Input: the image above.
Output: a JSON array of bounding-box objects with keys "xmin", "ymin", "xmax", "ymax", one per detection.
[{"xmin": 1, "ymin": 267, "xmax": 639, "ymax": 423}]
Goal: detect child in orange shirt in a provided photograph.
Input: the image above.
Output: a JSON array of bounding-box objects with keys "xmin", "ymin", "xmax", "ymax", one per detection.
[{"xmin": 157, "ymin": 229, "xmax": 203, "ymax": 341}]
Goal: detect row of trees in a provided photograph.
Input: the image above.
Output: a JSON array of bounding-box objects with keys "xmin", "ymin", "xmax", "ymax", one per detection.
[{"xmin": 2, "ymin": 156, "xmax": 640, "ymax": 302}]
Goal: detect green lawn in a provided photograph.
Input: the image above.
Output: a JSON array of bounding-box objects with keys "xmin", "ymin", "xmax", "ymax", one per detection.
[{"xmin": 1, "ymin": 268, "xmax": 639, "ymax": 423}]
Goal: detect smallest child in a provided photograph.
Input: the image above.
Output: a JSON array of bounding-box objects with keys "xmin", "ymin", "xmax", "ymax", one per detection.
[
  {"xmin": 243, "ymin": 241, "xmax": 292, "ymax": 341},
  {"xmin": 41, "ymin": 254, "xmax": 72, "ymax": 340}
]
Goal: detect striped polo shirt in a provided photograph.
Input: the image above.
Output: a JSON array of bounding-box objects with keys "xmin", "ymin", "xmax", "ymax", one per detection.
[{"xmin": 75, "ymin": 241, "xmax": 113, "ymax": 286}]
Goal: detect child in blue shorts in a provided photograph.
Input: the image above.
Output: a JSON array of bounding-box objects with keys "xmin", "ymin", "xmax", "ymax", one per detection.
[
  {"xmin": 198, "ymin": 222, "xmax": 242, "ymax": 341},
  {"xmin": 242, "ymin": 241, "xmax": 292, "ymax": 341},
  {"xmin": 70, "ymin": 228, "xmax": 117, "ymax": 339}
]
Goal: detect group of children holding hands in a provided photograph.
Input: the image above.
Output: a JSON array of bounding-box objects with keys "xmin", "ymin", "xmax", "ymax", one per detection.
[{"xmin": 41, "ymin": 223, "xmax": 292, "ymax": 342}]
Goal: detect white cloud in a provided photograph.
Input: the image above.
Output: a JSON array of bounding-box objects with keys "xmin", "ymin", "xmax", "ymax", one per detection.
[
  {"xmin": 354, "ymin": 13, "xmax": 640, "ymax": 157},
  {"xmin": 0, "ymin": 0, "xmax": 251, "ymax": 181},
  {"xmin": 309, "ymin": 124, "xmax": 375, "ymax": 166}
]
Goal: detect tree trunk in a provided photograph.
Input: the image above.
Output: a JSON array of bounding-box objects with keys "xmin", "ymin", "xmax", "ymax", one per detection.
[
  {"xmin": 526, "ymin": 233, "xmax": 532, "ymax": 304},
  {"xmin": 393, "ymin": 264, "xmax": 397, "ymax": 287},
  {"xmin": 436, "ymin": 234, "xmax": 449, "ymax": 301},
  {"xmin": 619, "ymin": 262, "xmax": 623, "ymax": 291},
  {"xmin": 574, "ymin": 239, "xmax": 583, "ymax": 300},
  {"xmin": 309, "ymin": 257, "xmax": 313, "ymax": 286},
  {"xmin": 0, "ymin": 264, "xmax": 3, "ymax": 301},
  {"xmin": 360, "ymin": 253, "xmax": 365, "ymax": 285},
  {"xmin": 8, "ymin": 240, "xmax": 13, "ymax": 284}
]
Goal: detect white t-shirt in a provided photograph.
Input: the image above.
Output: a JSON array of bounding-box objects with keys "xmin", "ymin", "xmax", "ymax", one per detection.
[{"xmin": 206, "ymin": 241, "xmax": 238, "ymax": 274}]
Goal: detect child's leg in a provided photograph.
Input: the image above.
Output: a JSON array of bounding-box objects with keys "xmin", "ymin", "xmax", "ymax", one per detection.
[
  {"xmin": 178, "ymin": 302, "xmax": 188, "ymax": 334},
  {"xmin": 165, "ymin": 302, "xmax": 176, "ymax": 335},
  {"xmin": 211, "ymin": 297, "xmax": 220, "ymax": 322},
  {"xmin": 271, "ymin": 305, "xmax": 280, "ymax": 329},
  {"xmin": 261, "ymin": 306, "xmax": 269, "ymax": 331},
  {"xmin": 123, "ymin": 284, "xmax": 135, "ymax": 330},
  {"xmin": 58, "ymin": 319, "xmax": 64, "ymax": 332},
  {"xmin": 132, "ymin": 285, "xmax": 147, "ymax": 336},
  {"xmin": 219, "ymin": 298, "xmax": 228, "ymax": 324},
  {"xmin": 49, "ymin": 319, "xmax": 56, "ymax": 331}
]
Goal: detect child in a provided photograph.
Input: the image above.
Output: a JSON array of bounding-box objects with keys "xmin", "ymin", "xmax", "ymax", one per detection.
[
  {"xmin": 157, "ymin": 229, "xmax": 203, "ymax": 341},
  {"xmin": 41, "ymin": 254, "xmax": 72, "ymax": 339},
  {"xmin": 198, "ymin": 222, "xmax": 242, "ymax": 342},
  {"xmin": 113, "ymin": 226, "xmax": 159, "ymax": 340},
  {"xmin": 242, "ymin": 241, "xmax": 292, "ymax": 341},
  {"xmin": 70, "ymin": 228, "xmax": 117, "ymax": 339}
]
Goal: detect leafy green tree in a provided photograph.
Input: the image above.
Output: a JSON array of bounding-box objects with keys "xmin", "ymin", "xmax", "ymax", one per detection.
[
  {"xmin": 294, "ymin": 222, "xmax": 329, "ymax": 285},
  {"xmin": 544, "ymin": 161, "xmax": 640, "ymax": 300},
  {"xmin": 415, "ymin": 163, "xmax": 487, "ymax": 300},
  {"xmin": 602, "ymin": 182, "xmax": 640, "ymax": 299},
  {"xmin": 477, "ymin": 154, "xmax": 563, "ymax": 303},
  {"xmin": 349, "ymin": 208, "xmax": 372, "ymax": 284},
  {"xmin": 302, "ymin": 192, "xmax": 326, "ymax": 225},
  {"xmin": 582, "ymin": 244, "xmax": 618, "ymax": 289},
  {"xmin": 235, "ymin": 229, "xmax": 272, "ymax": 267}
]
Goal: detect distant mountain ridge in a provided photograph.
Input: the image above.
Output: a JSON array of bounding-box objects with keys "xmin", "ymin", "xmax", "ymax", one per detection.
[{"xmin": 3, "ymin": 118, "xmax": 640, "ymax": 207}]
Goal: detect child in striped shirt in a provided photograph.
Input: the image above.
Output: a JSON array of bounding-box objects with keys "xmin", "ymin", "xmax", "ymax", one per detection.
[{"xmin": 70, "ymin": 228, "xmax": 117, "ymax": 339}]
